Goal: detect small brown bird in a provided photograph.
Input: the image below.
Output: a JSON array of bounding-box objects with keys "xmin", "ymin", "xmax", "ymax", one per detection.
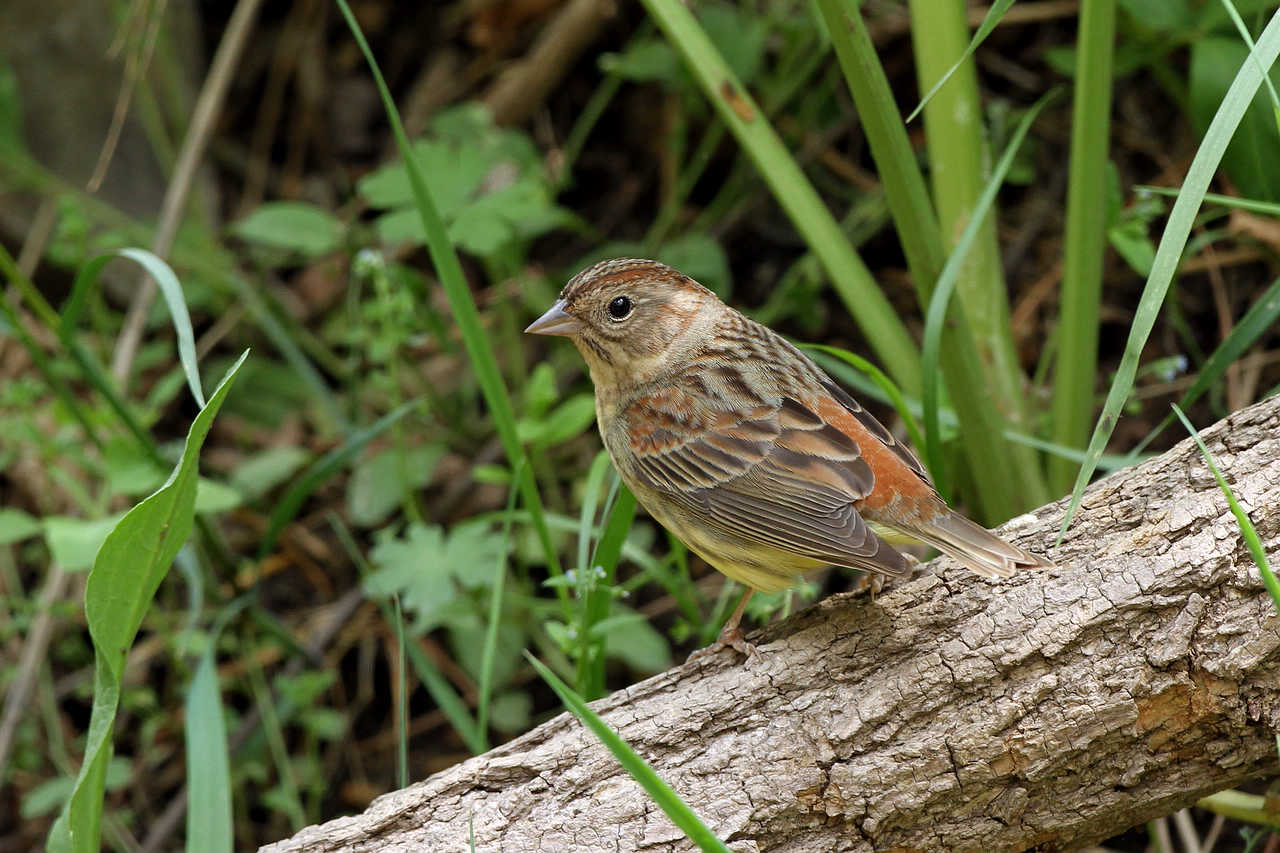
[{"xmin": 527, "ymin": 258, "xmax": 1052, "ymax": 655}]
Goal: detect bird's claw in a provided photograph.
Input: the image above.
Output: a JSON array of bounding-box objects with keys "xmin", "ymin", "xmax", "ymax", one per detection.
[{"xmin": 686, "ymin": 623, "xmax": 760, "ymax": 663}]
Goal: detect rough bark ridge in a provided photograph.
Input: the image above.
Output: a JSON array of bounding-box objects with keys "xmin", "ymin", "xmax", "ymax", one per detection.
[{"xmin": 265, "ymin": 396, "xmax": 1280, "ymax": 852}]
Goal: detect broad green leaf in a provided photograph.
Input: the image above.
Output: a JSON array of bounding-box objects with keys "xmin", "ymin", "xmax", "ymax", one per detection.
[
  {"xmin": 228, "ymin": 446, "xmax": 310, "ymax": 499},
  {"xmin": 48, "ymin": 351, "xmax": 246, "ymax": 853},
  {"xmin": 42, "ymin": 516, "xmax": 124, "ymax": 572},
  {"xmin": 1191, "ymin": 37, "xmax": 1280, "ymax": 202},
  {"xmin": 231, "ymin": 202, "xmax": 344, "ymax": 257},
  {"xmin": 0, "ymin": 508, "xmax": 41, "ymax": 545},
  {"xmin": 345, "ymin": 445, "xmax": 443, "ymax": 527},
  {"xmin": 599, "ymin": 40, "xmax": 681, "ymax": 82},
  {"xmin": 604, "ymin": 604, "xmax": 672, "ymax": 672}
]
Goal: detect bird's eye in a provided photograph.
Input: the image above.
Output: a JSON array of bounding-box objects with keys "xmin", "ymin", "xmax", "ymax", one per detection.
[{"xmin": 607, "ymin": 295, "xmax": 633, "ymax": 320}]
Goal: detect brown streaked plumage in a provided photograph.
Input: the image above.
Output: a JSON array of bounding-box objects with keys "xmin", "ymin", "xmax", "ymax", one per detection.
[{"xmin": 527, "ymin": 258, "xmax": 1054, "ymax": 655}]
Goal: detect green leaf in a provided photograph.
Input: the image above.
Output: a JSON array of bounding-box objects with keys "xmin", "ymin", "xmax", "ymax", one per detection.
[
  {"xmin": 1191, "ymin": 37, "xmax": 1280, "ymax": 202},
  {"xmin": 526, "ymin": 653, "xmax": 732, "ymax": 853},
  {"xmin": 231, "ymin": 202, "xmax": 344, "ymax": 257},
  {"xmin": 518, "ymin": 394, "xmax": 597, "ymax": 446},
  {"xmin": 185, "ymin": 651, "xmax": 233, "ymax": 853},
  {"xmin": 345, "ymin": 445, "xmax": 443, "ymax": 527},
  {"xmin": 195, "ymin": 478, "xmax": 243, "ymax": 514},
  {"xmin": 48, "ymin": 352, "xmax": 246, "ymax": 853},
  {"xmin": 698, "ymin": 1, "xmax": 768, "ymax": 84},
  {"xmin": 487, "ymin": 690, "xmax": 533, "ymax": 734},
  {"xmin": 42, "ymin": 515, "xmax": 125, "ymax": 572},
  {"xmin": 599, "ymin": 40, "xmax": 681, "ymax": 82},
  {"xmin": 228, "ymin": 446, "xmax": 310, "ymax": 499},
  {"xmin": 656, "ymin": 233, "xmax": 732, "ymax": 298},
  {"xmin": 0, "ymin": 508, "xmax": 41, "ymax": 545},
  {"xmin": 603, "ymin": 604, "xmax": 672, "ymax": 672}
]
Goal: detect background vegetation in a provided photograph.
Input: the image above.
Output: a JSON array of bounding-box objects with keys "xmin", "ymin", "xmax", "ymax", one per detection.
[{"xmin": 1, "ymin": 0, "xmax": 1279, "ymax": 849}]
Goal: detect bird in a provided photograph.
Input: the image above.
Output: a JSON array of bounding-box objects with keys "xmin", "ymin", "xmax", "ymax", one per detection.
[{"xmin": 526, "ymin": 258, "xmax": 1054, "ymax": 657}]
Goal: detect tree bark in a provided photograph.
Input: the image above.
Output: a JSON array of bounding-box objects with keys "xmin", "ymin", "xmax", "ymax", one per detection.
[{"xmin": 264, "ymin": 396, "xmax": 1280, "ymax": 852}]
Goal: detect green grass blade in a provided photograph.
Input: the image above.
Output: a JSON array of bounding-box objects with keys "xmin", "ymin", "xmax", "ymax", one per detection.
[
  {"xmin": 1172, "ymin": 405, "xmax": 1280, "ymax": 615},
  {"xmin": 1137, "ymin": 185, "xmax": 1280, "ymax": 215},
  {"xmin": 575, "ymin": 452, "xmax": 614, "ymax": 696},
  {"xmin": 813, "ymin": 0, "xmax": 945, "ymax": 293},
  {"xmin": 477, "ymin": 468, "xmax": 522, "ymax": 749},
  {"xmin": 1134, "ymin": 275, "xmax": 1280, "ymax": 455},
  {"xmin": 905, "ymin": 0, "xmax": 1016, "ymax": 123},
  {"xmin": 1218, "ymin": 0, "xmax": 1280, "ymax": 129},
  {"xmin": 1003, "ymin": 430, "xmax": 1152, "ymax": 471},
  {"xmin": 1048, "ymin": 0, "xmax": 1118, "ymax": 495},
  {"xmin": 525, "ymin": 653, "xmax": 732, "ymax": 853},
  {"xmin": 921, "ymin": 91, "xmax": 1057, "ymax": 498},
  {"xmin": 258, "ymin": 400, "xmax": 417, "ymax": 557},
  {"xmin": 47, "ymin": 352, "xmax": 247, "ymax": 853},
  {"xmin": 185, "ymin": 650, "xmax": 233, "ymax": 853},
  {"xmin": 1058, "ymin": 10, "xmax": 1280, "ymax": 542},
  {"xmin": 638, "ymin": 0, "xmax": 922, "ymax": 393},
  {"xmin": 334, "ymin": 0, "xmax": 568, "ymax": 611},
  {"xmin": 580, "ymin": 475, "xmax": 638, "ymax": 700},
  {"xmin": 803, "ymin": 344, "xmax": 926, "ymax": 455}
]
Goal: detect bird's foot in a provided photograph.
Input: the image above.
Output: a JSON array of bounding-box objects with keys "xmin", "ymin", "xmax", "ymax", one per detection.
[{"xmin": 686, "ymin": 623, "xmax": 759, "ymax": 663}]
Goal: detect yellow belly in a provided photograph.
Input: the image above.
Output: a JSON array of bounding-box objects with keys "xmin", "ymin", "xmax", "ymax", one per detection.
[{"xmin": 633, "ymin": 486, "xmax": 823, "ymax": 593}]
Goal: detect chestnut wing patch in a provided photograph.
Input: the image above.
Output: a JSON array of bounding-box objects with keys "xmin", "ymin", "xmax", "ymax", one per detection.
[{"xmin": 622, "ymin": 388, "xmax": 911, "ymax": 575}]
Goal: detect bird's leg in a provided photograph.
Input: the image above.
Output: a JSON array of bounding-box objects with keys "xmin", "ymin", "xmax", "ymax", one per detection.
[{"xmin": 687, "ymin": 589, "xmax": 757, "ymax": 662}]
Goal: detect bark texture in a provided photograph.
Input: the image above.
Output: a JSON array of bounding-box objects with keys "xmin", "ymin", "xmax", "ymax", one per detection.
[{"xmin": 264, "ymin": 396, "xmax": 1280, "ymax": 852}]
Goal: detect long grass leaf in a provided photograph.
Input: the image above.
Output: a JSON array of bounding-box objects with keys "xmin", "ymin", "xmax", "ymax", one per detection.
[
  {"xmin": 1172, "ymin": 405, "xmax": 1280, "ymax": 614},
  {"xmin": 48, "ymin": 352, "xmax": 247, "ymax": 853},
  {"xmin": 185, "ymin": 650, "xmax": 233, "ymax": 853},
  {"xmin": 906, "ymin": 0, "xmax": 1017, "ymax": 123},
  {"xmin": 1137, "ymin": 185, "xmax": 1280, "ymax": 215},
  {"xmin": 334, "ymin": 0, "xmax": 568, "ymax": 611},
  {"xmin": 1058, "ymin": 10, "xmax": 1280, "ymax": 542},
  {"xmin": 814, "ymin": 0, "xmax": 945, "ymax": 292},
  {"xmin": 477, "ymin": 467, "xmax": 522, "ymax": 748},
  {"xmin": 803, "ymin": 344, "xmax": 927, "ymax": 455},
  {"xmin": 525, "ymin": 653, "xmax": 731, "ymax": 853},
  {"xmin": 580, "ymin": 475, "xmax": 637, "ymax": 700}
]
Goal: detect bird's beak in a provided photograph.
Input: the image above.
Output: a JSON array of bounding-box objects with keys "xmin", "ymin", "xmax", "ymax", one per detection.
[{"xmin": 525, "ymin": 299, "xmax": 580, "ymax": 337}]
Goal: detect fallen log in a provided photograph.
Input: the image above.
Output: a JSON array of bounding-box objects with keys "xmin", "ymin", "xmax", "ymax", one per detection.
[{"xmin": 264, "ymin": 395, "xmax": 1280, "ymax": 852}]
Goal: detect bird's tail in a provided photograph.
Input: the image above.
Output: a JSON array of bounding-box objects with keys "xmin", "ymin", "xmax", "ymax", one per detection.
[{"xmin": 904, "ymin": 509, "xmax": 1055, "ymax": 579}]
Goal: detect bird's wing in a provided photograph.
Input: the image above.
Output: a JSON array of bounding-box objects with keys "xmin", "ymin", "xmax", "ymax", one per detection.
[{"xmin": 618, "ymin": 380, "xmax": 913, "ymax": 576}]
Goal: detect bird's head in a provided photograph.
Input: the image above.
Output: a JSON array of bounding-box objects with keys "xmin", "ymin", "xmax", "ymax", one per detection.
[{"xmin": 526, "ymin": 258, "xmax": 721, "ymax": 391}]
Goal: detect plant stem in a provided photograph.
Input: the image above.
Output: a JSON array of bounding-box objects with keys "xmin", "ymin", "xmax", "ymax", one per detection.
[
  {"xmin": 907, "ymin": 0, "xmax": 1050, "ymax": 516},
  {"xmin": 1048, "ymin": 0, "xmax": 1117, "ymax": 495}
]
